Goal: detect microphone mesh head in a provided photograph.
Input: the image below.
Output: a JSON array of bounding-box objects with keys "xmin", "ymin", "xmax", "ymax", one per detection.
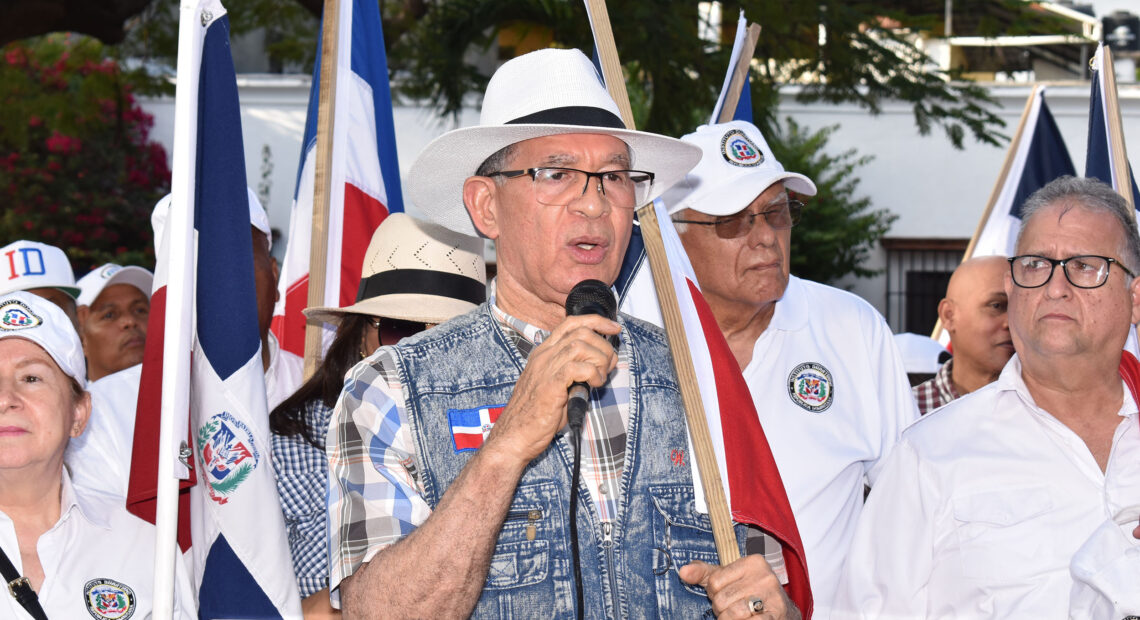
[{"xmin": 565, "ymin": 279, "xmax": 617, "ymax": 320}]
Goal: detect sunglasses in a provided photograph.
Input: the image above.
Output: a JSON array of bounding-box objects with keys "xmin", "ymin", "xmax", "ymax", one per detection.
[
  {"xmin": 370, "ymin": 317, "xmax": 428, "ymax": 345},
  {"xmin": 672, "ymin": 199, "xmax": 804, "ymax": 240}
]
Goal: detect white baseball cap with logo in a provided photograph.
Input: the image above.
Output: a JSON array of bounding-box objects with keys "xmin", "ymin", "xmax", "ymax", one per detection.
[
  {"xmin": 0, "ymin": 291, "xmax": 87, "ymax": 388},
  {"xmin": 661, "ymin": 120, "xmax": 817, "ymax": 216},
  {"xmin": 76, "ymin": 263, "xmax": 155, "ymax": 307},
  {"xmin": 0, "ymin": 240, "xmax": 81, "ymax": 298}
]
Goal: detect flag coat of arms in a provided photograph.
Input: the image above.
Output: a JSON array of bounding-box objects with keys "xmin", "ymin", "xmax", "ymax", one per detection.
[
  {"xmin": 271, "ymin": 0, "xmax": 404, "ymax": 357},
  {"xmin": 126, "ymin": 1, "xmax": 301, "ymax": 616}
]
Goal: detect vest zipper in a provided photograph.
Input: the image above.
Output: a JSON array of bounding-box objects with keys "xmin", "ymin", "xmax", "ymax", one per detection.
[
  {"xmin": 505, "ymin": 508, "xmax": 542, "ymax": 541},
  {"xmin": 600, "ymin": 520, "xmax": 620, "ymax": 616}
]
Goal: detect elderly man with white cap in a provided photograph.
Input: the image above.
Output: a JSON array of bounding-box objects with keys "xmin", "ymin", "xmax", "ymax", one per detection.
[
  {"xmin": 0, "ymin": 240, "xmax": 82, "ymax": 329},
  {"xmin": 642, "ymin": 120, "xmax": 918, "ymax": 617},
  {"xmin": 0, "ymin": 291, "xmax": 194, "ymax": 618},
  {"xmin": 326, "ymin": 50, "xmax": 800, "ymax": 619}
]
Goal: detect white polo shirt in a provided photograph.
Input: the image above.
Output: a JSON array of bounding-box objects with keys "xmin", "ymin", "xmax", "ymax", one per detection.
[
  {"xmin": 0, "ymin": 472, "xmax": 195, "ymax": 619},
  {"xmin": 738, "ymin": 276, "xmax": 918, "ymax": 617},
  {"xmin": 834, "ymin": 355, "xmax": 1140, "ymax": 618}
]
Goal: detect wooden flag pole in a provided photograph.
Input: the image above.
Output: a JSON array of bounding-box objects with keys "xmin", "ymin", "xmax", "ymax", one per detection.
[
  {"xmin": 1101, "ymin": 46, "xmax": 1136, "ymax": 214},
  {"xmin": 716, "ymin": 24, "xmax": 762, "ymax": 125},
  {"xmin": 303, "ymin": 0, "xmax": 341, "ymax": 379},
  {"xmin": 931, "ymin": 86, "xmax": 1039, "ymax": 341},
  {"xmin": 638, "ymin": 206, "xmax": 741, "ymax": 564},
  {"xmin": 584, "ymin": 0, "xmax": 740, "ymax": 563},
  {"xmin": 584, "ymin": 0, "xmax": 634, "ymax": 129}
]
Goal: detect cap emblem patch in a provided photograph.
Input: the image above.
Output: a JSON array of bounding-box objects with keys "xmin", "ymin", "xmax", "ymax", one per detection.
[
  {"xmin": 721, "ymin": 129, "xmax": 764, "ymax": 167},
  {"xmin": 0, "ymin": 300, "xmax": 42, "ymax": 331}
]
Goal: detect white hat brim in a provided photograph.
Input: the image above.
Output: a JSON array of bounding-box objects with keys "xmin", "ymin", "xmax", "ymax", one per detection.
[
  {"xmin": 409, "ymin": 124, "xmax": 703, "ymax": 237},
  {"xmin": 668, "ymin": 170, "xmax": 818, "ymax": 216}
]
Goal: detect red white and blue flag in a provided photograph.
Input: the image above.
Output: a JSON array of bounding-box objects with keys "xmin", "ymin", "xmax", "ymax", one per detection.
[
  {"xmin": 271, "ymin": 0, "xmax": 404, "ymax": 356},
  {"xmin": 448, "ymin": 405, "xmax": 505, "ymax": 452},
  {"xmin": 126, "ymin": 1, "xmax": 301, "ymax": 616},
  {"xmin": 645, "ymin": 199, "xmax": 813, "ymax": 617},
  {"xmin": 1086, "ymin": 44, "xmax": 1140, "ymax": 208},
  {"xmin": 971, "ymin": 87, "xmax": 1075, "ymax": 262}
]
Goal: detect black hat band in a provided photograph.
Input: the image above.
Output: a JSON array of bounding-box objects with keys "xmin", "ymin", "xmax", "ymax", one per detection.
[
  {"xmin": 507, "ymin": 106, "xmax": 625, "ymax": 129},
  {"xmin": 357, "ymin": 269, "xmax": 486, "ymax": 306}
]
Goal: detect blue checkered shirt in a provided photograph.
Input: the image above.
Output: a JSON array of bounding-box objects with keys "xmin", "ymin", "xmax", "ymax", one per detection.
[{"xmin": 271, "ymin": 399, "xmax": 334, "ymax": 599}]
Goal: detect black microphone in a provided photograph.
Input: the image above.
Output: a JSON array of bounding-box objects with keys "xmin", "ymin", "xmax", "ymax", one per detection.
[{"xmin": 564, "ymin": 279, "xmax": 618, "ymax": 433}]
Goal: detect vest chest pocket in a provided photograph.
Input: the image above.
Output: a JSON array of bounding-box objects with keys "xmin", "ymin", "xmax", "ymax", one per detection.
[
  {"xmin": 484, "ymin": 481, "xmax": 563, "ymax": 590},
  {"xmin": 649, "ymin": 485, "xmax": 721, "ymax": 602}
]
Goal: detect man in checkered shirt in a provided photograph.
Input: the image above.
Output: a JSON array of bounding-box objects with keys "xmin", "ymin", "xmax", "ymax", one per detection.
[
  {"xmin": 913, "ymin": 256, "xmax": 1014, "ymax": 415},
  {"xmin": 324, "ymin": 49, "xmax": 803, "ymax": 619}
]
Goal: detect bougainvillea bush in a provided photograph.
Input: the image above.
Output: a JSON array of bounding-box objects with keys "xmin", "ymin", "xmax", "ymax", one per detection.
[{"xmin": 0, "ymin": 34, "xmax": 169, "ymax": 274}]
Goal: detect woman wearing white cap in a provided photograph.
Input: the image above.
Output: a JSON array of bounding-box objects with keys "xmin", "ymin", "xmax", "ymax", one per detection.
[
  {"xmin": 0, "ymin": 292, "xmax": 193, "ymax": 619},
  {"xmin": 270, "ymin": 214, "xmax": 485, "ymax": 616}
]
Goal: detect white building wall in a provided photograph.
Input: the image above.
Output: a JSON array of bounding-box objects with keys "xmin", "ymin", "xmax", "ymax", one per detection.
[{"xmin": 140, "ymin": 78, "xmax": 1140, "ymax": 322}]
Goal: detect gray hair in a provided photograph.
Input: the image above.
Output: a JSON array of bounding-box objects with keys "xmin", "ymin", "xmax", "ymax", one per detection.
[
  {"xmin": 1017, "ymin": 175, "xmax": 1140, "ymax": 271},
  {"xmin": 475, "ymin": 144, "xmax": 519, "ymax": 184}
]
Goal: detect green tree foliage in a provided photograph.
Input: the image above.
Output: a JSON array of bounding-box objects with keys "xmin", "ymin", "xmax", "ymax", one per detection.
[
  {"xmin": 770, "ymin": 118, "xmax": 895, "ymax": 283},
  {"xmin": 0, "ymin": 35, "xmax": 169, "ymax": 273}
]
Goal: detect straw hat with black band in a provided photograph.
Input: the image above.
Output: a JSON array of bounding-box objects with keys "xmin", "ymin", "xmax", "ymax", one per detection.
[
  {"xmin": 304, "ymin": 213, "xmax": 486, "ymax": 326},
  {"xmin": 407, "ymin": 48, "xmax": 701, "ymax": 237}
]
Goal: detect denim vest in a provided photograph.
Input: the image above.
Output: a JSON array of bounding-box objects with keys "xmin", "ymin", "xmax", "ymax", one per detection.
[{"xmin": 391, "ymin": 304, "xmax": 746, "ymax": 619}]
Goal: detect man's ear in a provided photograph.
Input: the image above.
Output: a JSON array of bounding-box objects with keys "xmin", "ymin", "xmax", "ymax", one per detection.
[
  {"xmin": 76, "ymin": 306, "xmax": 90, "ymax": 344},
  {"xmin": 1129, "ymin": 275, "xmax": 1140, "ymax": 326},
  {"xmin": 463, "ymin": 176, "xmax": 501, "ymax": 240},
  {"xmin": 271, "ymin": 257, "xmax": 281, "ymax": 304},
  {"xmin": 937, "ymin": 298, "xmax": 955, "ymax": 332}
]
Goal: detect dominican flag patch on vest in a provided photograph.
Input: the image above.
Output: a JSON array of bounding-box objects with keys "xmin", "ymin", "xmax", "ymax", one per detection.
[{"xmin": 448, "ymin": 405, "xmax": 506, "ymax": 452}]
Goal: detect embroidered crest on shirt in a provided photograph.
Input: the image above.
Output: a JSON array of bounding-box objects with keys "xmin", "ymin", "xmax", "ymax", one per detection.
[
  {"xmin": 448, "ymin": 405, "xmax": 505, "ymax": 452},
  {"xmin": 787, "ymin": 362, "xmax": 834, "ymax": 413},
  {"xmin": 84, "ymin": 578, "xmax": 136, "ymax": 620},
  {"xmin": 196, "ymin": 410, "xmax": 261, "ymax": 504},
  {"xmin": 720, "ymin": 128, "xmax": 764, "ymax": 167},
  {"xmin": 0, "ymin": 299, "xmax": 42, "ymax": 330}
]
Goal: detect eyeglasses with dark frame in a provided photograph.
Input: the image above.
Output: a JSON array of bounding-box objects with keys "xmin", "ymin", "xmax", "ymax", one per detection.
[
  {"xmin": 1008, "ymin": 254, "xmax": 1136, "ymax": 289},
  {"xmin": 671, "ymin": 199, "xmax": 804, "ymax": 240},
  {"xmin": 485, "ymin": 167, "xmax": 655, "ymax": 209}
]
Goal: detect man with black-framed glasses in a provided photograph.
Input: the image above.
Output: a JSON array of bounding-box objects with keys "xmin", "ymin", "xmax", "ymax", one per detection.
[
  {"xmin": 837, "ymin": 176, "xmax": 1140, "ymax": 618},
  {"xmin": 627, "ymin": 120, "xmax": 919, "ymax": 618}
]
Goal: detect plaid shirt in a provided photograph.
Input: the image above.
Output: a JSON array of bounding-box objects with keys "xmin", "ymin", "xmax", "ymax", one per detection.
[
  {"xmin": 325, "ymin": 294, "xmax": 631, "ymax": 596},
  {"xmin": 271, "ymin": 399, "xmax": 334, "ymax": 598},
  {"xmin": 912, "ymin": 358, "xmax": 960, "ymax": 415}
]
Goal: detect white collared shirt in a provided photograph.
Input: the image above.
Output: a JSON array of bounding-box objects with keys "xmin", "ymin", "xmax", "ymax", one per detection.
[
  {"xmin": 0, "ymin": 471, "xmax": 195, "ymax": 619},
  {"xmin": 738, "ymin": 276, "xmax": 919, "ymax": 617},
  {"xmin": 834, "ymin": 354, "xmax": 1140, "ymax": 619},
  {"xmin": 264, "ymin": 331, "xmax": 303, "ymax": 411}
]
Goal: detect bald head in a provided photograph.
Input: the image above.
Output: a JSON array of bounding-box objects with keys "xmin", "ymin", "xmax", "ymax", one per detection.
[{"xmin": 939, "ymin": 255, "xmax": 1014, "ymax": 393}]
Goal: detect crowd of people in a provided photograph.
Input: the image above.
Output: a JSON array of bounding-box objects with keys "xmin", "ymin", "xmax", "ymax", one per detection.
[{"xmin": 1, "ymin": 46, "xmax": 1138, "ymax": 619}]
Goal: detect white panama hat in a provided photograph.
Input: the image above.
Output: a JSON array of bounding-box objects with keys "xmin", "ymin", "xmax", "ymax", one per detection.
[
  {"xmin": 303, "ymin": 213, "xmax": 487, "ymax": 325},
  {"xmin": 662, "ymin": 120, "xmax": 817, "ymax": 216},
  {"xmin": 408, "ymin": 48, "xmax": 702, "ymax": 237}
]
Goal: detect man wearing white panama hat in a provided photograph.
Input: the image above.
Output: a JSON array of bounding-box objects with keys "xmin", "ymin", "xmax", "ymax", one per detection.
[{"xmin": 326, "ymin": 49, "xmax": 798, "ymax": 619}]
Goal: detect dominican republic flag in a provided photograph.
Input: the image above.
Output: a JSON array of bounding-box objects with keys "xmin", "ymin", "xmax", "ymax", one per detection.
[
  {"xmin": 618, "ymin": 10, "xmax": 753, "ymax": 321},
  {"xmin": 647, "ymin": 199, "xmax": 813, "ymax": 617},
  {"xmin": 448, "ymin": 405, "xmax": 505, "ymax": 452},
  {"xmin": 126, "ymin": 2, "xmax": 301, "ymax": 617},
  {"xmin": 271, "ymin": 0, "xmax": 404, "ymax": 357},
  {"xmin": 1086, "ymin": 44, "xmax": 1140, "ymax": 208},
  {"xmin": 970, "ymin": 87, "xmax": 1075, "ymax": 261}
]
